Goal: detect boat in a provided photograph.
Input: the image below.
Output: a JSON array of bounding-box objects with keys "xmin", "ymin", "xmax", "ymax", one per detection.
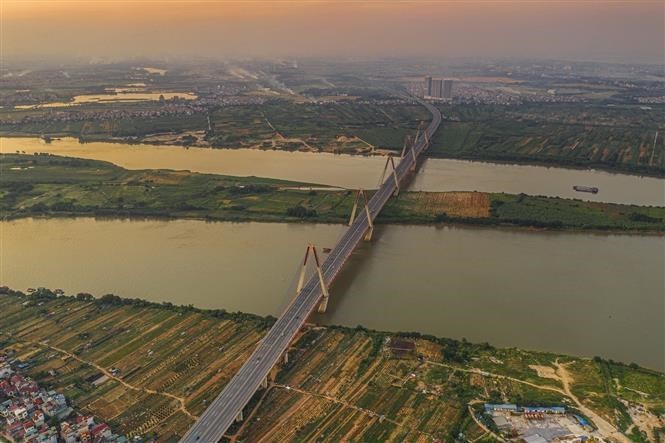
[{"xmin": 573, "ymin": 185, "xmax": 599, "ymax": 194}]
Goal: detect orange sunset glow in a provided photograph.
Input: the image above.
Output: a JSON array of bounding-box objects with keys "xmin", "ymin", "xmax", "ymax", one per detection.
[{"xmin": 2, "ymin": 1, "xmax": 663, "ymax": 63}]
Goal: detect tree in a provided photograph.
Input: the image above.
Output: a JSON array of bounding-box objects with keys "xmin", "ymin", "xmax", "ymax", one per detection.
[
  {"xmin": 76, "ymin": 293, "xmax": 94, "ymax": 301},
  {"xmin": 286, "ymin": 205, "xmax": 317, "ymax": 218}
]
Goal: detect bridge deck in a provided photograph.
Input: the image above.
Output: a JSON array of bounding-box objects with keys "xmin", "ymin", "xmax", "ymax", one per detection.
[{"xmin": 180, "ymin": 99, "xmax": 442, "ymax": 442}]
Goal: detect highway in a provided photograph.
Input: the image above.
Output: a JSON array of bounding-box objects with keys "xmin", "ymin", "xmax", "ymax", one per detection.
[{"xmin": 180, "ymin": 98, "xmax": 442, "ymax": 442}]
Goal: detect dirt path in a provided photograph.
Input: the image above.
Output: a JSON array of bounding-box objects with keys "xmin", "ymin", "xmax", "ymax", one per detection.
[
  {"xmin": 272, "ymin": 383, "xmax": 437, "ymax": 441},
  {"xmin": 467, "ymin": 399, "xmax": 501, "ymax": 442},
  {"xmin": 425, "ymin": 360, "xmax": 565, "ymax": 395},
  {"xmin": 554, "ymin": 360, "xmax": 630, "ymax": 443},
  {"xmin": 254, "ymin": 386, "xmax": 315, "ymax": 443},
  {"xmin": 26, "ymin": 339, "xmax": 196, "ymax": 420},
  {"xmin": 229, "ymin": 385, "xmax": 273, "ymax": 443},
  {"xmin": 426, "ymin": 359, "xmax": 629, "ymax": 442}
]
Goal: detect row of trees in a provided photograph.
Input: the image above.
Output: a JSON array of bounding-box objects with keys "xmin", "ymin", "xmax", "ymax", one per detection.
[
  {"xmin": 286, "ymin": 205, "xmax": 318, "ymax": 218},
  {"xmin": 0, "ymin": 287, "xmax": 276, "ymax": 330}
]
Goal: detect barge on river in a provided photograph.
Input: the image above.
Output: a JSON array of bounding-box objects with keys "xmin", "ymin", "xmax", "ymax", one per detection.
[{"xmin": 573, "ymin": 185, "xmax": 599, "ymax": 194}]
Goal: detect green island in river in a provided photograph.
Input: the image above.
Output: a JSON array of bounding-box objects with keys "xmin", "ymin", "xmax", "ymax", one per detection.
[{"xmin": 2, "ymin": 153, "xmax": 663, "ymax": 233}]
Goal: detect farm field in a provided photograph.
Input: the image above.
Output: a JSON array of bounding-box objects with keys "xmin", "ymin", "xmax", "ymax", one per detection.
[
  {"xmin": 1, "ymin": 290, "xmax": 663, "ymax": 442},
  {"xmin": 2, "ymin": 154, "xmax": 664, "ymax": 232},
  {"xmin": 0, "ymin": 101, "xmax": 429, "ymax": 155},
  {"xmin": 430, "ymin": 103, "xmax": 665, "ymax": 177}
]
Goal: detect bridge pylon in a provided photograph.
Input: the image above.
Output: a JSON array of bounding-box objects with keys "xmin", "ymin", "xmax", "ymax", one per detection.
[
  {"xmin": 379, "ymin": 155, "xmax": 400, "ymax": 196},
  {"xmin": 414, "ymin": 122, "xmax": 423, "ymax": 147},
  {"xmin": 409, "ymin": 142, "xmax": 418, "ymax": 172},
  {"xmin": 296, "ymin": 244, "xmax": 330, "ymax": 313},
  {"xmin": 348, "ymin": 189, "xmax": 374, "ymax": 241},
  {"xmin": 400, "ymin": 135, "xmax": 411, "ymax": 159},
  {"xmin": 407, "ymin": 121, "xmax": 427, "ymax": 172}
]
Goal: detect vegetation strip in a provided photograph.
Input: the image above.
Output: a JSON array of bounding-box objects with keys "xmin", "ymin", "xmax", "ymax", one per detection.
[{"xmin": 2, "ymin": 153, "xmax": 663, "ymax": 233}]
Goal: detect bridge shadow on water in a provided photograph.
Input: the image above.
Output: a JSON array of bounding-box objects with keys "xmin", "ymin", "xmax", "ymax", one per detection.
[
  {"xmin": 311, "ymin": 223, "xmax": 390, "ymax": 323},
  {"xmin": 310, "ymin": 161, "xmax": 427, "ymax": 324}
]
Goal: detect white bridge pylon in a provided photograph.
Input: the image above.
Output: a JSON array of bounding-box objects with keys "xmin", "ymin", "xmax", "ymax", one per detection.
[
  {"xmin": 296, "ymin": 244, "xmax": 330, "ymax": 313},
  {"xmin": 379, "ymin": 155, "xmax": 400, "ymax": 196},
  {"xmin": 348, "ymin": 189, "xmax": 374, "ymax": 241}
]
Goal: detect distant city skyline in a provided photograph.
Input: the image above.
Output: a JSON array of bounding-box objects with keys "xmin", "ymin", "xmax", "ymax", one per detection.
[{"xmin": 2, "ymin": 1, "xmax": 663, "ymax": 64}]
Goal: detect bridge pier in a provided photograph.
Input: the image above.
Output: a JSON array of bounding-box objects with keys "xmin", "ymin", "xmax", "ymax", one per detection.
[
  {"xmin": 235, "ymin": 410, "xmax": 243, "ymax": 422},
  {"xmin": 283, "ymin": 351, "xmax": 289, "ymax": 364},
  {"xmin": 261, "ymin": 376, "xmax": 268, "ymax": 389},
  {"xmin": 317, "ymin": 298, "xmax": 328, "ymax": 313},
  {"xmin": 410, "ymin": 146, "xmax": 418, "ymax": 172}
]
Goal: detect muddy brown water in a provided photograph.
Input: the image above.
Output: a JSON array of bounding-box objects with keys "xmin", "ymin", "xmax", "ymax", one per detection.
[{"xmin": 2, "ymin": 218, "xmax": 663, "ymax": 370}]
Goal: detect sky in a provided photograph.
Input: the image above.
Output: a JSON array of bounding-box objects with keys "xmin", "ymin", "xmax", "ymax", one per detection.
[{"xmin": 2, "ymin": 0, "xmax": 664, "ymax": 64}]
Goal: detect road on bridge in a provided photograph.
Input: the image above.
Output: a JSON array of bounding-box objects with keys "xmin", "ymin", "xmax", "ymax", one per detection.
[{"xmin": 180, "ymin": 98, "xmax": 442, "ymax": 443}]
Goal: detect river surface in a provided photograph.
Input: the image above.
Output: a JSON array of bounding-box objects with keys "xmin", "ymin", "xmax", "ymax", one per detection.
[
  {"xmin": 2, "ymin": 218, "xmax": 663, "ymax": 370},
  {"xmin": 2, "ymin": 137, "xmax": 663, "ymax": 206}
]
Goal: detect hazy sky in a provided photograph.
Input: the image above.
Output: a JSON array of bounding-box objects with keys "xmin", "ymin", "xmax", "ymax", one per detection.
[{"xmin": 2, "ymin": 1, "xmax": 664, "ymax": 64}]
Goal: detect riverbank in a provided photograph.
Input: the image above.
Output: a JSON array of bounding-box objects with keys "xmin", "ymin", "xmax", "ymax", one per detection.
[
  {"xmin": 1, "ymin": 287, "xmax": 662, "ymax": 442},
  {"xmin": 2, "ymin": 154, "xmax": 663, "ymax": 233},
  {"xmin": 425, "ymin": 150, "xmax": 665, "ymax": 179},
  {"xmin": 3, "ymin": 119, "xmax": 665, "ymax": 179},
  {"xmin": 4, "ymin": 136, "xmax": 664, "ymax": 205}
]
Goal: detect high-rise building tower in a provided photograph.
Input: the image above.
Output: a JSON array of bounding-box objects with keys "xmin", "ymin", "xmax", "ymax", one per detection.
[
  {"xmin": 431, "ymin": 79, "xmax": 443, "ymax": 98},
  {"xmin": 425, "ymin": 76, "xmax": 432, "ymax": 97},
  {"xmin": 443, "ymin": 79, "xmax": 454, "ymax": 99}
]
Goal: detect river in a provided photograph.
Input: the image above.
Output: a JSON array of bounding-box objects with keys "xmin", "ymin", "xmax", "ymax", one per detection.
[
  {"xmin": 2, "ymin": 137, "xmax": 663, "ymax": 206},
  {"xmin": 2, "ymin": 218, "xmax": 663, "ymax": 370}
]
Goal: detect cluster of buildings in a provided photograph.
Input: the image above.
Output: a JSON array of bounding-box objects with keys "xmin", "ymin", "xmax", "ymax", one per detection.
[
  {"xmin": 424, "ymin": 76, "xmax": 454, "ymax": 100},
  {"xmin": 638, "ymin": 96, "xmax": 665, "ymax": 104},
  {"xmin": 58, "ymin": 416, "xmax": 118, "ymax": 443},
  {"xmin": 2, "ymin": 93, "xmax": 268, "ymax": 128},
  {"xmin": 1, "ymin": 353, "xmax": 123, "ymax": 443},
  {"xmin": 457, "ymin": 85, "xmax": 590, "ymax": 105},
  {"xmin": 484, "ymin": 404, "xmax": 594, "ymax": 443}
]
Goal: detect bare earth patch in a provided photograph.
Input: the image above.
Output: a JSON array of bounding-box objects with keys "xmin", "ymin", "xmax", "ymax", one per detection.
[
  {"xmin": 415, "ymin": 191, "xmax": 491, "ymax": 218},
  {"xmin": 529, "ymin": 364, "xmax": 560, "ymax": 381}
]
